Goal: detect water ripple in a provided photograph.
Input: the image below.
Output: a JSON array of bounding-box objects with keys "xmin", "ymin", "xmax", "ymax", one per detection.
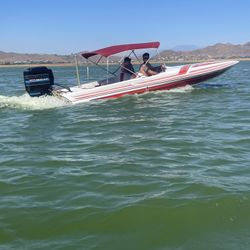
[{"xmin": 1, "ymin": 62, "xmax": 250, "ymax": 249}]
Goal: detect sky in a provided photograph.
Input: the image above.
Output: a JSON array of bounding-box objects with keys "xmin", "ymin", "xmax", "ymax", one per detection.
[{"xmin": 1, "ymin": 0, "xmax": 250, "ymax": 54}]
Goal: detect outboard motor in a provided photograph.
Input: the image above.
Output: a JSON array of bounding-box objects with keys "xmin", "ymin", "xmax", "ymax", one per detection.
[{"xmin": 23, "ymin": 67, "xmax": 54, "ymax": 97}]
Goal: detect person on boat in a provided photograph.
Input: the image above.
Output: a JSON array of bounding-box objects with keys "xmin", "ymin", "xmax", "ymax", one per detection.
[
  {"xmin": 120, "ymin": 57, "xmax": 135, "ymax": 81},
  {"xmin": 140, "ymin": 52, "xmax": 164, "ymax": 76}
]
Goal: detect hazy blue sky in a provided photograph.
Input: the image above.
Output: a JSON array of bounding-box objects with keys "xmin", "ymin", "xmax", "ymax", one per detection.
[{"xmin": 1, "ymin": 0, "xmax": 250, "ymax": 54}]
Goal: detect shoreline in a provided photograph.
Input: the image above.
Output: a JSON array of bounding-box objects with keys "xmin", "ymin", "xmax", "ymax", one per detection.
[
  {"xmin": 0, "ymin": 58, "xmax": 249, "ymax": 68},
  {"xmin": 0, "ymin": 63, "xmax": 75, "ymax": 68}
]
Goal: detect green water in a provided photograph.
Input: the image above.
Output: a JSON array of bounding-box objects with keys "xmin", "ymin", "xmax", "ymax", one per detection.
[{"xmin": 0, "ymin": 62, "xmax": 250, "ymax": 249}]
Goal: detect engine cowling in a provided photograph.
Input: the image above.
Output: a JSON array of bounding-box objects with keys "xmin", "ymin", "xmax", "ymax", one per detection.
[{"xmin": 23, "ymin": 67, "xmax": 54, "ymax": 97}]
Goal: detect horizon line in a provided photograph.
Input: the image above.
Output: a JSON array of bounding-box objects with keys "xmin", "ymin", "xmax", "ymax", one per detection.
[{"xmin": 1, "ymin": 41, "xmax": 250, "ymax": 55}]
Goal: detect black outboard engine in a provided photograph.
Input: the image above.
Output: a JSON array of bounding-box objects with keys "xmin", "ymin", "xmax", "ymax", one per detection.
[{"xmin": 23, "ymin": 67, "xmax": 54, "ymax": 97}]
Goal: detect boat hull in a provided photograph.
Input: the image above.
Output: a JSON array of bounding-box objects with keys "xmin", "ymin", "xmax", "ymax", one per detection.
[{"xmin": 58, "ymin": 60, "xmax": 238, "ymax": 104}]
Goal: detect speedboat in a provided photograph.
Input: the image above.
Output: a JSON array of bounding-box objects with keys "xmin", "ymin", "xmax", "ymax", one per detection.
[{"xmin": 23, "ymin": 42, "xmax": 238, "ymax": 104}]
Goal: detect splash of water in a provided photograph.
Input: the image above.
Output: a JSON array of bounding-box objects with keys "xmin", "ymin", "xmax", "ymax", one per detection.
[
  {"xmin": 0, "ymin": 94, "xmax": 69, "ymax": 110},
  {"xmin": 0, "ymin": 85, "xmax": 194, "ymax": 110},
  {"xmin": 167, "ymin": 85, "xmax": 194, "ymax": 93}
]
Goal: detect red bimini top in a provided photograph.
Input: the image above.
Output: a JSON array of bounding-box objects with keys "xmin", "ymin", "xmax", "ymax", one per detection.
[{"xmin": 81, "ymin": 42, "xmax": 160, "ymax": 59}]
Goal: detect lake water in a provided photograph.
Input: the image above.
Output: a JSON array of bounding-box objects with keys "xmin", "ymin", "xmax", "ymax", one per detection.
[{"xmin": 0, "ymin": 62, "xmax": 250, "ymax": 250}]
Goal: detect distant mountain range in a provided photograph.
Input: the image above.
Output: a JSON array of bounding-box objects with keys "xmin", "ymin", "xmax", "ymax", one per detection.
[
  {"xmin": 0, "ymin": 51, "xmax": 74, "ymax": 65},
  {"xmin": 160, "ymin": 42, "xmax": 250, "ymax": 61},
  {"xmin": 1, "ymin": 42, "xmax": 250, "ymax": 65}
]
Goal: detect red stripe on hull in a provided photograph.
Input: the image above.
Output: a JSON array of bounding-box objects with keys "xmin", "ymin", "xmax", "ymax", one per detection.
[{"xmin": 179, "ymin": 65, "xmax": 190, "ymax": 75}]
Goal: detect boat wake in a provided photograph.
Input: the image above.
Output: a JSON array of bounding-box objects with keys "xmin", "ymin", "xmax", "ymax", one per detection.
[
  {"xmin": 0, "ymin": 94, "xmax": 69, "ymax": 110},
  {"xmin": 166, "ymin": 85, "xmax": 194, "ymax": 93},
  {"xmin": 0, "ymin": 85, "xmax": 194, "ymax": 111}
]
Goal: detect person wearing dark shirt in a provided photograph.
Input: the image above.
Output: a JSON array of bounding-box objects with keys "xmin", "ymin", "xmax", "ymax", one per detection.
[{"xmin": 120, "ymin": 57, "xmax": 135, "ymax": 81}]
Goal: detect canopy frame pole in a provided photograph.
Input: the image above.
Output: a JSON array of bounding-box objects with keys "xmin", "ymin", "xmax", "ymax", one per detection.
[
  {"xmin": 96, "ymin": 55, "xmax": 103, "ymax": 65},
  {"xmin": 156, "ymin": 49, "xmax": 165, "ymax": 66},
  {"xmin": 106, "ymin": 57, "xmax": 109, "ymax": 84},
  {"xmin": 86, "ymin": 60, "xmax": 90, "ymax": 82},
  {"xmin": 132, "ymin": 50, "xmax": 142, "ymax": 63},
  {"xmin": 111, "ymin": 50, "xmax": 135, "ymax": 75},
  {"xmin": 75, "ymin": 54, "xmax": 81, "ymax": 88},
  {"xmin": 86, "ymin": 58, "xmax": 116, "ymax": 76},
  {"xmin": 119, "ymin": 64, "xmax": 137, "ymax": 77}
]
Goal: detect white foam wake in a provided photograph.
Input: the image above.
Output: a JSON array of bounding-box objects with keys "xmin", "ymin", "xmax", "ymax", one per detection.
[
  {"xmin": 166, "ymin": 85, "xmax": 194, "ymax": 93},
  {"xmin": 0, "ymin": 94, "xmax": 69, "ymax": 110}
]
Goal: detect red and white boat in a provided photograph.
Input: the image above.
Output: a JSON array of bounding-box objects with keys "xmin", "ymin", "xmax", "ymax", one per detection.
[{"xmin": 23, "ymin": 42, "xmax": 238, "ymax": 104}]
